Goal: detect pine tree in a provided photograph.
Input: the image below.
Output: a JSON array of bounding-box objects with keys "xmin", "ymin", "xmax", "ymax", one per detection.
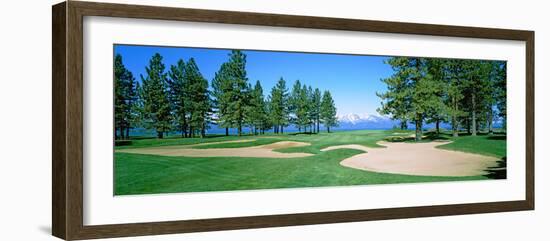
[
  {"xmin": 307, "ymin": 85, "xmax": 316, "ymax": 133},
  {"xmin": 211, "ymin": 62, "xmax": 233, "ymax": 136},
  {"xmin": 312, "ymin": 88, "xmax": 322, "ymax": 133},
  {"xmin": 378, "ymin": 57, "xmax": 441, "ymax": 141},
  {"xmin": 494, "ymin": 62, "xmax": 507, "ymax": 131},
  {"xmin": 140, "ymin": 53, "xmax": 171, "ymax": 139},
  {"xmin": 114, "ymin": 54, "xmax": 138, "ymax": 140},
  {"xmin": 444, "ymin": 59, "xmax": 468, "ymax": 137},
  {"xmin": 461, "ymin": 60, "xmax": 493, "ymax": 136},
  {"xmin": 289, "ymin": 80, "xmax": 302, "ymax": 131},
  {"xmin": 376, "ymin": 57, "xmax": 411, "ymax": 130},
  {"xmin": 269, "ymin": 78, "xmax": 289, "ymax": 134},
  {"xmin": 247, "ymin": 81, "xmax": 268, "ymax": 135},
  {"xmin": 424, "ymin": 58, "xmax": 447, "ymax": 135},
  {"xmin": 295, "ymin": 84, "xmax": 309, "ymax": 132},
  {"xmin": 320, "ymin": 90, "xmax": 338, "ymax": 133},
  {"xmin": 184, "ymin": 58, "xmax": 211, "ymax": 138},
  {"xmin": 168, "ymin": 59, "xmax": 189, "ymax": 137},
  {"xmin": 225, "ymin": 50, "xmax": 250, "ymax": 136}
]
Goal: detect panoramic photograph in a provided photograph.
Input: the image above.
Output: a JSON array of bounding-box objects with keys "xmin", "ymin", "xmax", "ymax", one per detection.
[{"xmin": 113, "ymin": 44, "xmax": 507, "ymax": 196}]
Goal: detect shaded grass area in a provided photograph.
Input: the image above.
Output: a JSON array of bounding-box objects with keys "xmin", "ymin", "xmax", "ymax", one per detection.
[
  {"xmin": 389, "ymin": 130, "xmax": 506, "ymax": 158},
  {"xmin": 115, "ymin": 150, "xmax": 486, "ymax": 195},
  {"xmin": 436, "ymin": 133, "xmax": 506, "ymax": 158}
]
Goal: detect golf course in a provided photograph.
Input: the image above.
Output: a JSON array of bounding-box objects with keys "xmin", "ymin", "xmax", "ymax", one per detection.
[
  {"xmin": 113, "ymin": 46, "xmax": 507, "ymax": 196},
  {"xmin": 115, "ymin": 130, "xmax": 506, "ymax": 195}
]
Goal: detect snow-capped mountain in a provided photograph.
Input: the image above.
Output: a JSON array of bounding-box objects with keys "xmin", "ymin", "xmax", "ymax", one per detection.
[{"xmin": 336, "ymin": 113, "xmax": 398, "ymax": 129}]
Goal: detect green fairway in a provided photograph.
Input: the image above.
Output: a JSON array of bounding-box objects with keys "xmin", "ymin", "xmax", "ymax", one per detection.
[{"xmin": 114, "ymin": 129, "xmax": 506, "ymax": 195}]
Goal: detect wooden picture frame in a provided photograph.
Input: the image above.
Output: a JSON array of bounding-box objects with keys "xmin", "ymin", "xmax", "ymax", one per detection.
[{"xmin": 52, "ymin": 1, "xmax": 534, "ymax": 240}]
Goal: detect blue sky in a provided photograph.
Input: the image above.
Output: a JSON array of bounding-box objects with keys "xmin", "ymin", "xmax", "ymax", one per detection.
[{"xmin": 114, "ymin": 45, "xmax": 394, "ymax": 116}]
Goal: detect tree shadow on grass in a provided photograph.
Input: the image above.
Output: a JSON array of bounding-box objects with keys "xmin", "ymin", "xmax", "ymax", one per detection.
[
  {"xmin": 288, "ymin": 132, "xmax": 318, "ymax": 136},
  {"xmin": 483, "ymin": 157, "xmax": 507, "ymax": 179},
  {"xmin": 424, "ymin": 132, "xmax": 451, "ymax": 141},
  {"xmin": 387, "ymin": 131, "xmax": 451, "ymax": 143},
  {"xmin": 487, "ymin": 135, "xmax": 507, "ymax": 140}
]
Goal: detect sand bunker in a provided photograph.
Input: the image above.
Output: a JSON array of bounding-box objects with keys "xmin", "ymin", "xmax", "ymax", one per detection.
[
  {"xmin": 321, "ymin": 141, "xmax": 499, "ymax": 177},
  {"xmin": 117, "ymin": 140, "xmax": 313, "ymax": 158}
]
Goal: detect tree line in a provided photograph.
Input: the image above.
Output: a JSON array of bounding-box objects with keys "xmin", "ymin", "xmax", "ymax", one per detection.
[
  {"xmin": 114, "ymin": 50, "xmax": 338, "ymax": 139},
  {"xmin": 377, "ymin": 57, "xmax": 506, "ymax": 141}
]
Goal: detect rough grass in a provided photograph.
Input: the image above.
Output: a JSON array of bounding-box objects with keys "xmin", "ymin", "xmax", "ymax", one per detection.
[{"xmin": 114, "ymin": 129, "xmax": 504, "ymax": 195}]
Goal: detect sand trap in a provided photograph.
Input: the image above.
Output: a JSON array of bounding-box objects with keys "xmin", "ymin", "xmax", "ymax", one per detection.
[
  {"xmin": 321, "ymin": 141, "xmax": 500, "ymax": 177},
  {"xmin": 117, "ymin": 140, "xmax": 313, "ymax": 158}
]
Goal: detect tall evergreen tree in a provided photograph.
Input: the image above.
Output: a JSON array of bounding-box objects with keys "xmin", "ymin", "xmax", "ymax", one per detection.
[
  {"xmin": 114, "ymin": 54, "xmax": 137, "ymax": 140},
  {"xmin": 225, "ymin": 50, "xmax": 250, "ymax": 136},
  {"xmin": 247, "ymin": 81, "xmax": 268, "ymax": 135},
  {"xmin": 312, "ymin": 88, "xmax": 322, "ymax": 133},
  {"xmin": 168, "ymin": 59, "xmax": 189, "ymax": 137},
  {"xmin": 211, "ymin": 62, "xmax": 233, "ymax": 136},
  {"xmin": 140, "ymin": 53, "xmax": 171, "ymax": 138},
  {"xmin": 295, "ymin": 84, "xmax": 309, "ymax": 132},
  {"xmin": 289, "ymin": 80, "xmax": 302, "ymax": 131},
  {"xmin": 184, "ymin": 58, "xmax": 211, "ymax": 138},
  {"xmin": 494, "ymin": 61, "xmax": 507, "ymax": 131},
  {"xmin": 376, "ymin": 57, "xmax": 410, "ymax": 130},
  {"xmin": 269, "ymin": 78, "xmax": 289, "ymax": 134},
  {"xmin": 461, "ymin": 60, "xmax": 493, "ymax": 136},
  {"xmin": 485, "ymin": 61, "xmax": 507, "ymax": 134},
  {"xmin": 424, "ymin": 58, "xmax": 447, "ymax": 134},
  {"xmin": 320, "ymin": 90, "xmax": 338, "ymax": 133},
  {"xmin": 444, "ymin": 59, "xmax": 468, "ymax": 137},
  {"xmin": 305, "ymin": 85, "xmax": 315, "ymax": 133},
  {"xmin": 378, "ymin": 57, "xmax": 441, "ymax": 141}
]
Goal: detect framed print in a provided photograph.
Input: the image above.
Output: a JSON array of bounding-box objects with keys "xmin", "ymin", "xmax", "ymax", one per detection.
[{"xmin": 52, "ymin": 1, "xmax": 534, "ymax": 240}]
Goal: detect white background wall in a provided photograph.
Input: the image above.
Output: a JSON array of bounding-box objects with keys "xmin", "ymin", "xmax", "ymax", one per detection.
[{"xmin": 0, "ymin": 0, "xmax": 547, "ymax": 240}]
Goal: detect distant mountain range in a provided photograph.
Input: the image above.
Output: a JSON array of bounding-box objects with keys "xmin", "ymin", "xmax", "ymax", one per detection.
[{"xmin": 336, "ymin": 113, "xmax": 400, "ymax": 130}]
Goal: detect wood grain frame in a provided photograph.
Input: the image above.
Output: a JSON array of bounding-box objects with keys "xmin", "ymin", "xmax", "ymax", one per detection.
[{"xmin": 52, "ymin": 1, "xmax": 535, "ymax": 240}]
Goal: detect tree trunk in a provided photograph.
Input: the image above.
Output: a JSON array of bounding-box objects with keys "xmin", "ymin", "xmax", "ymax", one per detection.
[
  {"xmin": 157, "ymin": 131, "xmax": 164, "ymax": 139},
  {"xmin": 466, "ymin": 118, "xmax": 471, "ymax": 135},
  {"xmin": 471, "ymin": 94, "xmax": 477, "ymax": 136},
  {"xmin": 225, "ymin": 127, "xmax": 229, "ymax": 136},
  {"xmin": 316, "ymin": 119, "xmax": 320, "ymax": 133},
  {"xmin": 281, "ymin": 126, "xmax": 284, "ymax": 134},
  {"xmin": 452, "ymin": 99, "xmax": 458, "ymax": 137},
  {"xmin": 488, "ymin": 109, "xmax": 494, "ymax": 135},
  {"xmin": 415, "ymin": 114, "xmax": 422, "ymax": 141},
  {"xmin": 400, "ymin": 120, "xmax": 407, "ymax": 130},
  {"xmin": 452, "ymin": 116, "xmax": 458, "ymax": 137},
  {"xmin": 119, "ymin": 127, "xmax": 125, "ymax": 140},
  {"xmin": 435, "ymin": 119, "xmax": 440, "ymax": 135}
]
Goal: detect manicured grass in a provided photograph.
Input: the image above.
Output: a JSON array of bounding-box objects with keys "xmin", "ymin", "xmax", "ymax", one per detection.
[
  {"xmin": 115, "ymin": 149, "xmax": 485, "ymax": 195},
  {"xmin": 191, "ymin": 138, "xmax": 282, "ymax": 149},
  {"xmin": 438, "ymin": 134, "xmax": 506, "ymax": 158},
  {"xmin": 115, "ymin": 134, "xmax": 257, "ymax": 149},
  {"xmin": 114, "ymin": 129, "xmax": 504, "ymax": 195}
]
